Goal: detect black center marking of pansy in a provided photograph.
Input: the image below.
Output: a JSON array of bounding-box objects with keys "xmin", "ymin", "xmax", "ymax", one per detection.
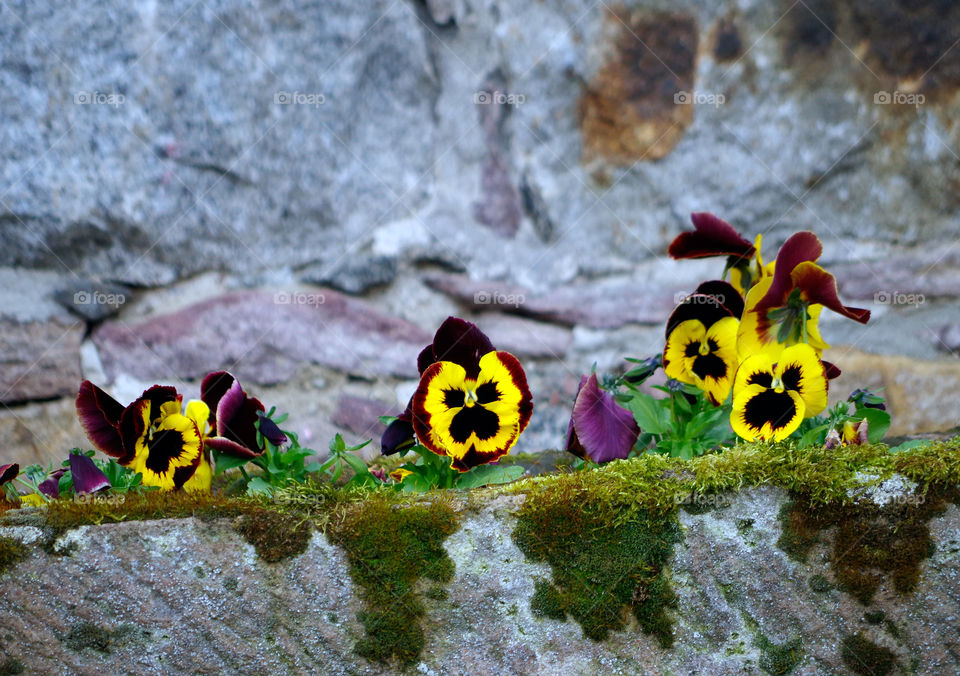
[
  {"xmin": 475, "ymin": 382, "xmax": 500, "ymax": 405},
  {"xmin": 684, "ymin": 342, "xmax": 701, "ymax": 358},
  {"xmin": 780, "ymin": 364, "xmax": 803, "ymax": 391},
  {"xmin": 747, "ymin": 372, "xmax": 773, "ymax": 388},
  {"xmin": 444, "ymin": 389, "xmax": 465, "ymax": 409},
  {"xmin": 743, "ymin": 389, "xmax": 797, "ymax": 430},
  {"xmin": 691, "ymin": 353, "xmax": 727, "ymax": 380},
  {"xmin": 448, "ymin": 406, "xmax": 500, "ymax": 443},
  {"xmin": 144, "ymin": 429, "xmax": 188, "ymax": 474}
]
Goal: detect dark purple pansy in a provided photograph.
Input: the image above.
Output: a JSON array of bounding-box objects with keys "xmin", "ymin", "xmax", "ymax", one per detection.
[
  {"xmin": 0, "ymin": 463, "xmax": 18, "ymax": 487},
  {"xmin": 70, "ymin": 453, "xmax": 111, "ymax": 495},
  {"xmin": 668, "ymin": 212, "xmax": 755, "ymax": 261},
  {"xmin": 381, "ymin": 316, "xmax": 498, "ymax": 456},
  {"xmin": 565, "ymin": 374, "xmax": 640, "ymax": 464},
  {"xmin": 38, "ymin": 469, "xmax": 66, "ymax": 498},
  {"xmin": 201, "ymin": 371, "xmax": 268, "ymax": 458}
]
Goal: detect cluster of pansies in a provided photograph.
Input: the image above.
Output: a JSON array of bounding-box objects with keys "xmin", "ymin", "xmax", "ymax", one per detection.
[
  {"xmin": 0, "ymin": 214, "xmax": 895, "ymax": 504},
  {"xmin": 563, "ymin": 212, "xmax": 880, "ymax": 463}
]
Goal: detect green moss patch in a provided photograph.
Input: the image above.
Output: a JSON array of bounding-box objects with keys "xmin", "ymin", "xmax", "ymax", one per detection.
[
  {"xmin": 64, "ymin": 621, "xmax": 111, "ymax": 652},
  {"xmin": 513, "ymin": 475, "xmax": 682, "ymax": 646},
  {"xmin": 235, "ymin": 508, "xmax": 313, "ymax": 563},
  {"xmin": 841, "ymin": 633, "xmax": 898, "ymax": 676},
  {"xmin": 325, "ymin": 497, "xmax": 459, "ymax": 667},
  {"xmin": 0, "ymin": 537, "xmax": 28, "ymax": 575},
  {"xmin": 777, "ymin": 483, "xmax": 958, "ymax": 604}
]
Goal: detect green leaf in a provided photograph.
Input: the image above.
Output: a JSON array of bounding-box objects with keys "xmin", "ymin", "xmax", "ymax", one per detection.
[
  {"xmin": 340, "ymin": 452, "xmax": 371, "ymax": 477},
  {"xmin": 213, "ymin": 452, "xmax": 251, "ymax": 476},
  {"xmin": 799, "ymin": 423, "xmax": 831, "ymax": 448},
  {"xmin": 888, "ymin": 439, "xmax": 926, "ymax": 453},
  {"xmin": 857, "ymin": 407, "xmax": 891, "ymax": 443},
  {"xmin": 246, "ymin": 477, "xmax": 273, "ymax": 496},
  {"xmin": 454, "ymin": 464, "xmax": 524, "ymax": 489},
  {"xmin": 328, "ymin": 433, "xmax": 346, "ymax": 454},
  {"xmin": 378, "ymin": 415, "xmax": 398, "ymax": 425},
  {"xmin": 622, "ymin": 392, "xmax": 671, "ymax": 434}
]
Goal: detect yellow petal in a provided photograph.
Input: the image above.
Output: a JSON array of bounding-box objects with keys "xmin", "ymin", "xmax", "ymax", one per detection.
[
  {"xmin": 19, "ymin": 493, "xmax": 46, "ymax": 507},
  {"xmin": 184, "ymin": 399, "xmax": 211, "ymax": 435},
  {"xmin": 733, "ymin": 353, "xmax": 776, "ymax": 398},
  {"xmin": 664, "ymin": 319, "xmax": 705, "ymax": 385},
  {"xmin": 183, "ymin": 453, "xmax": 212, "ymax": 493},
  {"xmin": 132, "ymin": 413, "xmax": 203, "ymax": 491},
  {"xmin": 775, "ymin": 344, "xmax": 828, "ymax": 417},
  {"xmin": 731, "ymin": 384, "xmax": 804, "ymax": 442},
  {"xmin": 685, "ymin": 316, "xmax": 739, "ymax": 405}
]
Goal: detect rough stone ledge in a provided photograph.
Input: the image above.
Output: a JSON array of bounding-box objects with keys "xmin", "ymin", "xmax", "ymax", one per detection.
[{"xmin": 1, "ymin": 480, "xmax": 958, "ymax": 675}]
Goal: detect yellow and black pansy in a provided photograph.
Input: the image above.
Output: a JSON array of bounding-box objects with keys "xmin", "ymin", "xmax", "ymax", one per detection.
[
  {"xmin": 409, "ymin": 317, "xmax": 533, "ymax": 472},
  {"xmin": 738, "ymin": 231, "xmax": 870, "ymax": 360},
  {"xmin": 663, "ymin": 281, "xmax": 743, "ymax": 405},
  {"xmin": 77, "ymin": 382, "xmax": 210, "ymax": 491},
  {"xmin": 731, "ymin": 343, "xmax": 828, "ymax": 442}
]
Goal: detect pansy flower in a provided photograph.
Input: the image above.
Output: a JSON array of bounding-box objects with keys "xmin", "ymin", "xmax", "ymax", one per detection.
[
  {"xmin": 663, "ymin": 281, "xmax": 743, "ymax": 405},
  {"xmin": 668, "ymin": 212, "xmax": 767, "ymax": 296},
  {"xmin": 406, "ymin": 317, "xmax": 533, "ymax": 472},
  {"xmin": 565, "ymin": 374, "xmax": 639, "ymax": 463},
  {"xmin": 737, "ymin": 232, "xmax": 870, "ymax": 360},
  {"xmin": 201, "ymin": 371, "xmax": 284, "ymax": 458},
  {"xmin": 731, "ymin": 343, "xmax": 828, "ymax": 442},
  {"xmin": 0, "ymin": 463, "xmax": 19, "ymax": 488},
  {"xmin": 77, "ymin": 381, "xmax": 210, "ymax": 491},
  {"xmin": 824, "ymin": 419, "xmax": 869, "ymax": 449}
]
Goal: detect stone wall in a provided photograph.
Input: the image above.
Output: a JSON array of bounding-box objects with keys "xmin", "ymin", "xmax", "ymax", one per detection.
[
  {"xmin": 1, "ymin": 484, "xmax": 959, "ymax": 673},
  {"xmin": 2, "ymin": 0, "xmax": 960, "ymax": 465}
]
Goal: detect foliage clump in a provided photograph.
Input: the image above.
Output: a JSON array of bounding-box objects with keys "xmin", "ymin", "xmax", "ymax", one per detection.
[
  {"xmin": 325, "ymin": 497, "xmax": 459, "ymax": 666},
  {"xmin": 0, "ymin": 537, "xmax": 28, "ymax": 575},
  {"xmin": 63, "ymin": 621, "xmax": 111, "ymax": 652},
  {"xmin": 513, "ymin": 476, "xmax": 682, "ymax": 646}
]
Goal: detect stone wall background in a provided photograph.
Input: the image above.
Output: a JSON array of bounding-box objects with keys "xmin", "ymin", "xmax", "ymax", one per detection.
[{"xmin": 2, "ymin": 0, "xmax": 960, "ymax": 465}]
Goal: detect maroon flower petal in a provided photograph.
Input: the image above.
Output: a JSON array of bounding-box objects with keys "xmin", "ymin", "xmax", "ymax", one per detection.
[
  {"xmin": 429, "ymin": 317, "xmax": 496, "ymax": 378},
  {"xmin": 0, "ymin": 463, "xmax": 18, "ymax": 486},
  {"xmin": 791, "ymin": 261, "xmax": 871, "ymax": 324},
  {"xmin": 668, "ymin": 212, "xmax": 755, "ymax": 260},
  {"xmin": 76, "ymin": 381, "xmax": 126, "ymax": 459},
  {"xmin": 417, "ymin": 345, "xmax": 436, "ymax": 376},
  {"xmin": 201, "ymin": 371, "xmax": 237, "ymax": 428},
  {"xmin": 822, "ymin": 360, "xmax": 842, "ymax": 380},
  {"xmin": 70, "ymin": 453, "xmax": 111, "ymax": 495},
  {"xmin": 205, "ymin": 436, "xmax": 262, "ymax": 459},
  {"xmin": 117, "ymin": 398, "xmax": 150, "ymax": 465},
  {"xmin": 380, "ymin": 416, "xmax": 416, "ymax": 455},
  {"xmin": 569, "ymin": 373, "xmax": 639, "ymax": 463},
  {"xmin": 256, "ymin": 411, "xmax": 288, "ymax": 447},
  {"xmin": 565, "ymin": 377, "xmax": 589, "ymax": 460},
  {"xmin": 754, "ymin": 231, "xmax": 823, "ymax": 318},
  {"xmin": 212, "ymin": 383, "xmax": 265, "ymax": 457}
]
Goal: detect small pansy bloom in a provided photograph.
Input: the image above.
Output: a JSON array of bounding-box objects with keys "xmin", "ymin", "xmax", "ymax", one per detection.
[
  {"xmin": 663, "ymin": 282, "xmax": 742, "ymax": 406},
  {"xmin": 565, "ymin": 374, "xmax": 639, "ymax": 463},
  {"xmin": 410, "ymin": 317, "xmax": 533, "ymax": 472},
  {"xmin": 731, "ymin": 343, "xmax": 828, "ymax": 442},
  {"xmin": 69, "ymin": 453, "xmax": 111, "ymax": 495},
  {"xmin": 824, "ymin": 419, "xmax": 869, "ymax": 449},
  {"xmin": 667, "ymin": 212, "xmax": 766, "ymax": 295}
]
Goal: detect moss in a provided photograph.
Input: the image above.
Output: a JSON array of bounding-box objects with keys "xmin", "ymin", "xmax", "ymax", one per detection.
[
  {"xmin": 0, "ymin": 658, "xmax": 24, "ymax": 675},
  {"xmin": 864, "ymin": 610, "xmax": 885, "ymax": 625},
  {"xmin": 325, "ymin": 496, "xmax": 459, "ymax": 667},
  {"xmin": 0, "ymin": 537, "xmax": 28, "ymax": 575},
  {"xmin": 64, "ymin": 621, "xmax": 111, "ymax": 653},
  {"xmin": 234, "ymin": 508, "xmax": 313, "ymax": 563},
  {"xmin": 513, "ymin": 479, "xmax": 682, "ymax": 647},
  {"xmin": 808, "ymin": 575, "xmax": 832, "ymax": 593},
  {"xmin": 756, "ymin": 633, "xmax": 803, "ymax": 675},
  {"xmin": 841, "ymin": 633, "xmax": 898, "ymax": 676},
  {"xmin": 777, "ymin": 483, "xmax": 958, "ymax": 605}
]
